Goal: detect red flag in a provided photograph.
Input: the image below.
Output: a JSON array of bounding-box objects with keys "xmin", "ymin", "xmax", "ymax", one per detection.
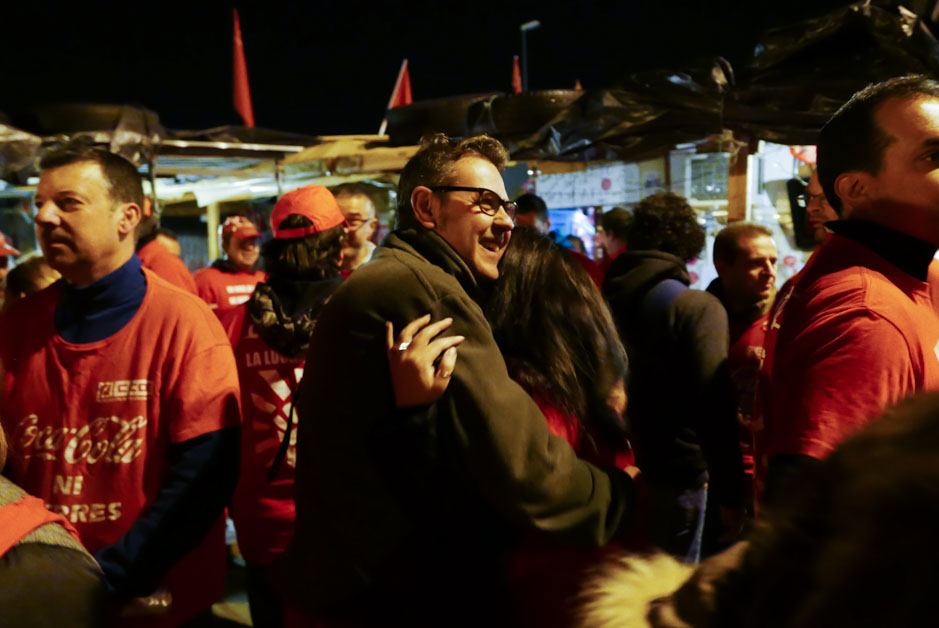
[
  {"xmin": 233, "ymin": 9, "xmax": 255, "ymax": 127},
  {"xmin": 512, "ymin": 55, "xmax": 523, "ymax": 94},
  {"xmin": 387, "ymin": 59, "xmax": 413, "ymax": 109}
]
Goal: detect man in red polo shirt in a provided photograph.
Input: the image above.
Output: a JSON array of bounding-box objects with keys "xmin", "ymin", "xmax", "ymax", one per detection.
[
  {"xmin": 194, "ymin": 215, "xmax": 266, "ymax": 316},
  {"xmin": 759, "ymin": 75, "xmax": 939, "ymax": 507}
]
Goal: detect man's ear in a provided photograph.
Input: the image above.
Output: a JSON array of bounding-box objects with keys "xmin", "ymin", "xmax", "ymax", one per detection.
[
  {"xmin": 410, "ymin": 186, "xmax": 437, "ymax": 229},
  {"xmin": 117, "ymin": 202, "xmax": 143, "ymax": 238},
  {"xmin": 833, "ymin": 172, "xmax": 871, "ymax": 214}
]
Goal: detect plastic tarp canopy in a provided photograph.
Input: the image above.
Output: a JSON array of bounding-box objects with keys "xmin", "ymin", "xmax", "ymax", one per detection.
[{"xmin": 392, "ymin": 0, "xmax": 939, "ymax": 161}]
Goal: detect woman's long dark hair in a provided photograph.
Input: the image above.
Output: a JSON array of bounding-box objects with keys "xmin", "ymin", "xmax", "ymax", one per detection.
[{"xmin": 485, "ymin": 227, "xmax": 629, "ymax": 442}]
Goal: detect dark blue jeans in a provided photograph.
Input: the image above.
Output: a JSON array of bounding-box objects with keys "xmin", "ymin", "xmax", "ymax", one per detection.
[{"xmin": 648, "ymin": 471, "xmax": 709, "ymax": 564}]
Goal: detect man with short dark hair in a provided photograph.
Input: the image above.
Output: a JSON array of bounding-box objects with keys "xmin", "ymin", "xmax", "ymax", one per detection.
[
  {"xmin": 136, "ymin": 222, "xmax": 197, "ymax": 294},
  {"xmin": 514, "ymin": 192, "xmax": 551, "ymax": 234},
  {"xmin": 759, "ymin": 75, "xmax": 939, "ymax": 507},
  {"xmin": 803, "ymin": 170, "xmax": 839, "ymax": 245},
  {"xmin": 603, "ymin": 192, "xmax": 744, "ymax": 562},
  {"xmin": 598, "ymin": 207, "xmax": 630, "ymax": 260},
  {"xmin": 274, "ymin": 134, "xmax": 638, "ymax": 626},
  {"xmin": 0, "ymin": 145, "xmax": 241, "ymax": 626},
  {"xmin": 333, "ymin": 183, "xmax": 378, "ymax": 274},
  {"xmin": 194, "ymin": 215, "xmax": 266, "ymax": 316},
  {"xmin": 708, "ymin": 223, "xmax": 777, "ymax": 345}
]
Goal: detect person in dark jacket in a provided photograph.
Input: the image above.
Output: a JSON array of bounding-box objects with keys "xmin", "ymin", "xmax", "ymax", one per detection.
[
  {"xmin": 577, "ymin": 391, "xmax": 939, "ymax": 628},
  {"xmin": 272, "ymin": 134, "xmax": 638, "ymax": 627},
  {"xmin": 603, "ymin": 192, "xmax": 745, "ymax": 563}
]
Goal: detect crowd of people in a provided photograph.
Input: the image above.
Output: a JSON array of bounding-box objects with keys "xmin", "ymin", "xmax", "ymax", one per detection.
[{"xmin": 0, "ymin": 73, "xmax": 938, "ymax": 628}]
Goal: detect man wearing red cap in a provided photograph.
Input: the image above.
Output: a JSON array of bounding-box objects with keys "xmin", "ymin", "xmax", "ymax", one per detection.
[
  {"xmin": 194, "ymin": 215, "xmax": 266, "ymax": 316},
  {"xmin": 0, "ymin": 229, "xmax": 21, "ymax": 285},
  {"xmin": 220, "ymin": 184, "xmax": 346, "ymax": 627}
]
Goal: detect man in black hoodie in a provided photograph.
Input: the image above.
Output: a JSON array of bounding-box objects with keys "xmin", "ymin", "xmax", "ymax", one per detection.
[{"xmin": 603, "ymin": 193, "xmax": 744, "ymax": 562}]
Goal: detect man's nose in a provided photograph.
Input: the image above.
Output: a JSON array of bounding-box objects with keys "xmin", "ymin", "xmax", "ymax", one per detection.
[
  {"xmin": 34, "ymin": 201, "xmax": 60, "ymax": 226},
  {"xmin": 494, "ymin": 206, "xmax": 515, "ymax": 230}
]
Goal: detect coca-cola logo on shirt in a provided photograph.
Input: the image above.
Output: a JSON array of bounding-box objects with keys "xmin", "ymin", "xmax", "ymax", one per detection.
[{"xmin": 12, "ymin": 414, "xmax": 148, "ymax": 464}]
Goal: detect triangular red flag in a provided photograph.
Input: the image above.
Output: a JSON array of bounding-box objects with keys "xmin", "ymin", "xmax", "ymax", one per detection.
[
  {"xmin": 233, "ymin": 9, "xmax": 255, "ymax": 128},
  {"xmin": 387, "ymin": 59, "xmax": 413, "ymax": 109},
  {"xmin": 512, "ymin": 56, "xmax": 523, "ymax": 94}
]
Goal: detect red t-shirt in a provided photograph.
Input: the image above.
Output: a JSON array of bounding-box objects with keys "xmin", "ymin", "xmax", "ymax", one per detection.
[
  {"xmin": 194, "ymin": 266, "xmax": 266, "ymax": 317},
  {"xmin": 761, "ymin": 233, "xmax": 939, "ymax": 465},
  {"xmin": 136, "ymin": 240, "xmax": 197, "ymax": 295},
  {"xmin": 221, "ymin": 305, "xmax": 302, "ymax": 566},
  {"xmin": 0, "ymin": 270, "xmax": 241, "ymax": 625},
  {"xmin": 727, "ymin": 314, "xmax": 769, "ymax": 482}
]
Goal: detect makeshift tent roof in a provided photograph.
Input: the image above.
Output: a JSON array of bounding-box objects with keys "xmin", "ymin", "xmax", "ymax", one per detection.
[{"xmin": 385, "ymin": 0, "xmax": 939, "ymax": 161}]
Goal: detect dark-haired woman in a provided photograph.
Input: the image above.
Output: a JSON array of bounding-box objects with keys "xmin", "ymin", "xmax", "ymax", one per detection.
[{"xmin": 484, "ymin": 227, "xmax": 638, "ymax": 627}]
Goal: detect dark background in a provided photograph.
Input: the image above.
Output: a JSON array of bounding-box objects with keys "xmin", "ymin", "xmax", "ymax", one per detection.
[{"xmin": 3, "ymin": 0, "xmax": 854, "ymax": 136}]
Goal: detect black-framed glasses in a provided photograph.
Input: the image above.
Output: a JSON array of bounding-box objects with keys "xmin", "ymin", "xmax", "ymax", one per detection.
[
  {"xmin": 430, "ymin": 186, "xmax": 517, "ymax": 220},
  {"xmin": 795, "ymin": 192, "xmax": 827, "ymax": 209}
]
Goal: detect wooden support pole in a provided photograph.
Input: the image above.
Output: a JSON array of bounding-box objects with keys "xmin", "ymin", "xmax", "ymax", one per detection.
[
  {"xmin": 206, "ymin": 202, "xmax": 220, "ymax": 262},
  {"xmin": 726, "ymin": 144, "xmax": 749, "ymax": 223}
]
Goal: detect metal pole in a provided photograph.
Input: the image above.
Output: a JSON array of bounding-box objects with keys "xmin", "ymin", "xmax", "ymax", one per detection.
[
  {"xmin": 519, "ymin": 20, "xmax": 541, "ymax": 93},
  {"xmin": 520, "ymin": 29, "xmax": 528, "ymax": 92}
]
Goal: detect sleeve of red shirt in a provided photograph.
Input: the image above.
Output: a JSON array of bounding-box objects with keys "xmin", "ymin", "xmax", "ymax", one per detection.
[
  {"xmin": 192, "ymin": 269, "xmax": 219, "ymax": 310},
  {"xmin": 163, "ymin": 305, "xmax": 242, "ymax": 442},
  {"xmin": 769, "ymin": 309, "xmax": 916, "ymax": 460}
]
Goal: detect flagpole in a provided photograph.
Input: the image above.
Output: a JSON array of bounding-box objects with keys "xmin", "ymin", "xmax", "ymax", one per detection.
[
  {"xmin": 233, "ymin": 9, "xmax": 255, "ymax": 127},
  {"xmin": 519, "ymin": 20, "xmax": 541, "ymax": 92},
  {"xmin": 379, "ymin": 59, "xmax": 410, "ymax": 135}
]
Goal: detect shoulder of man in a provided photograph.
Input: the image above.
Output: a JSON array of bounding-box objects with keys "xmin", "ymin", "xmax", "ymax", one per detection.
[{"xmin": 335, "ymin": 241, "xmax": 472, "ymax": 316}]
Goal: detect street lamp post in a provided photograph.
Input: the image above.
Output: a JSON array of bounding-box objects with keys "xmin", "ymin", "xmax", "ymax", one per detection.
[{"xmin": 519, "ymin": 20, "xmax": 541, "ymax": 92}]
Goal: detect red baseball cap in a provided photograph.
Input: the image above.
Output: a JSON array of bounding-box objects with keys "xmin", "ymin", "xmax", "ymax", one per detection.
[
  {"xmin": 221, "ymin": 216, "xmax": 260, "ymax": 241},
  {"xmin": 271, "ymin": 185, "xmax": 346, "ymax": 239},
  {"xmin": 0, "ymin": 230, "xmax": 20, "ymax": 257}
]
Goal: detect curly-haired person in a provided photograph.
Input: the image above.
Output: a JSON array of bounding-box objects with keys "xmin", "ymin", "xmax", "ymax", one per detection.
[{"xmin": 603, "ymin": 192, "xmax": 745, "ymax": 564}]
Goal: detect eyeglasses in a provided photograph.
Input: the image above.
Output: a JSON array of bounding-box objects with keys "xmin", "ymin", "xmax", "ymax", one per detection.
[
  {"xmin": 345, "ymin": 217, "xmax": 374, "ymax": 231},
  {"xmin": 795, "ymin": 192, "xmax": 827, "ymax": 209},
  {"xmin": 430, "ymin": 186, "xmax": 517, "ymax": 220}
]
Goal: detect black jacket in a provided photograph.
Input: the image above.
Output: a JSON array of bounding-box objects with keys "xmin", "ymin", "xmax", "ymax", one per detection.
[
  {"xmin": 273, "ymin": 228, "xmax": 637, "ymax": 626},
  {"xmin": 603, "ymin": 251, "xmax": 744, "ymax": 507}
]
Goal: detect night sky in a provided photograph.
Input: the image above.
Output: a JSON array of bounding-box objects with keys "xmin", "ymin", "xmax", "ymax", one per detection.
[{"xmin": 4, "ymin": 0, "xmax": 852, "ymax": 137}]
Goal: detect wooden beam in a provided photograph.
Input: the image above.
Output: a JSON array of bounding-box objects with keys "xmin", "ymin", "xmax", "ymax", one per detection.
[
  {"xmin": 726, "ymin": 144, "xmax": 749, "ymax": 223},
  {"xmin": 206, "ymin": 202, "xmax": 220, "ymax": 262}
]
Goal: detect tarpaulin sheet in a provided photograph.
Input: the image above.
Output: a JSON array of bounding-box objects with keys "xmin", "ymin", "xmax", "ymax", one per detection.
[{"xmin": 386, "ymin": 0, "xmax": 939, "ymax": 161}]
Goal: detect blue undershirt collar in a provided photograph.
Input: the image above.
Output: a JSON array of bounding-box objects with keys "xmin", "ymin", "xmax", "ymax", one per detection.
[{"xmin": 55, "ymin": 254, "xmax": 147, "ymax": 344}]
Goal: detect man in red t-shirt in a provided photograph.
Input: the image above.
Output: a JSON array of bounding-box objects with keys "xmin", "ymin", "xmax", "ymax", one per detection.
[
  {"xmin": 136, "ymin": 226, "xmax": 197, "ymax": 294},
  {"xmin": 194, "ymin": 215, "xmax": 266, "ymax": 316},
  {"xmin": 759, "ymin": 76, "xmax": 939, "ymax": 507},
  {"xmin": 0, "ymin": 145, "xmax": 241, "ymax": 626}
]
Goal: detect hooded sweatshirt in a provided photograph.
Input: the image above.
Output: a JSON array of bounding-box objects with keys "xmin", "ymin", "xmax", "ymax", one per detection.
[{"xmin": 603, "ymin": 251, "xmax": 744, "ymax": 508}]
